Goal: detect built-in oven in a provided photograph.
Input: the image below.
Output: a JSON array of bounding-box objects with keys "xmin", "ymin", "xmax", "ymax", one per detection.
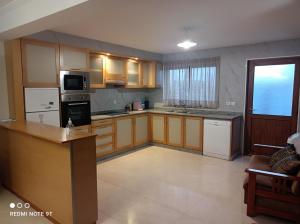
[
  {"xmin": 60, "ymin": 70, "xmax": 90, "ymax": 94},
  {"xmin": 61, "ymin": 94, "xmax": 91, "ymax": 127}
]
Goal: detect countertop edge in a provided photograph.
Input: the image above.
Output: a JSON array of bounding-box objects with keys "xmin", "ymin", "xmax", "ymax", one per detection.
[{"xmin": 0, "ymin": 121, "xmax": 96, "ymax": 144}]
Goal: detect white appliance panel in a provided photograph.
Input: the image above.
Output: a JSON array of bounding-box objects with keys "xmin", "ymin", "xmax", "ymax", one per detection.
[
  {"xmin": 25, "ymin": 88, "xmax": 59, "ymax": 112},
  {"xmin": 26, "ymin": 111, "xmax": 60, "ymax": 127},
  {"xmin": 203, "ymin": 119, "xmax": 231, "ymax": 160}
]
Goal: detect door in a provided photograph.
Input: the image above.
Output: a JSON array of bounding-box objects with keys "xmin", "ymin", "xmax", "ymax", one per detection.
[
  {"xmin": 167, "ymin": 115, "xmax": 183, "ymax": 147},
  {"xmin": 115, "ymin": 117, "xmax": 133, "ymax": 150},
  {"xmin": 22, "ymin": 39, "xmax": 59, "ymax": 87},
  {"xmin": 61, "ymin": 101, "xmax": 91, "ymax": 127},
  {"xmin": 151, "ymin": 114, "xmax": 166, "ymax": 144},
  {"xmin": 184, "ymin": 117, "xmax": 203, "ymax": 151},
  {"xmin": 245, "ymin": 57, "xmax": 300, "ymax": 155},
  {"xmin": 134, "ymin": 114, "xmax": 149, "ymax": 146},
  {"xmin": 26, "ymin": 111, "xmax": 60, "ymax": 127},
  {"xmin": 60, "ymin": 45, "xmax": 89, "ymax": 71}
]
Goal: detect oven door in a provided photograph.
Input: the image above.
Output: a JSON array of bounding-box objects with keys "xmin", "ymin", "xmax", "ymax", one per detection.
[{"xmin": 61, "ymin": 101, "xmax": 91, "ymax": 127}]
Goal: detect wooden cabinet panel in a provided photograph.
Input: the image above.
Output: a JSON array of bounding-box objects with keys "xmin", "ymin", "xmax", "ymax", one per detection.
[
  {"xmin": 151, "ymin": 114, "xmax": 166, "ymax": 144},
  {"xmin": 90, "ymin": 53, "xmax": 105, "ymax": 88},
  {"xmin": 115, "ymin": 117, "xmax": 133, "ymax": 150},
  {"xmin": 105, "ymin": 56, "xmax": 126, "ymax": 83},
  {"xmin": 73, "ymin": 125, "xmax": 91, "ymax": 133},
  {"xmin": 91, "ymin": 119, "xmax": 114, "ymax": 158},
  {"xmin": 127, "ymin": 59, "xmax": 141, "ymax": 87},
  {"xmin": 134, "ymin": 114, "xmax": 148, "ymax": 146},
  {"xmin": 184, "ymin": 117, "xmax": 203, "ymax": 151},
  {"xmin": 167, "ymin": 115, "xmax": 183, "ymax": 147},
  {"xmin": 60, "ymin": 45, "xmax": 89, "ymax": 71},
  {"xmin": 142, "ymin": 61, "xmax": 156, "ymax": 88},
  {"xmin": 22, "ymin": 39, "xmax": 59, "ymax": 87}
]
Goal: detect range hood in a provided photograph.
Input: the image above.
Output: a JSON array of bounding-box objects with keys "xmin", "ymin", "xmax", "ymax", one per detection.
[{"xmin": 105, "ymin": 79, "xmax": 126, "ymax": 85}]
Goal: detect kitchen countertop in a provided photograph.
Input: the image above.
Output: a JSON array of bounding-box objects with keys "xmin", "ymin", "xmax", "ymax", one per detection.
[
  {"xmin": 0, "ymin": 120, "xmax": 96, "ymax": 144},
  {"xmin": 91, "ymin": 109, "xmax": 242, "ymax": 121}
]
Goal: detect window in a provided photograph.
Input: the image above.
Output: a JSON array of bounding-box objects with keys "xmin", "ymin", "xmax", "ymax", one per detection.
[{"xmin": 163, "ymin": 58, "xmax": 219, "ymax": 108}]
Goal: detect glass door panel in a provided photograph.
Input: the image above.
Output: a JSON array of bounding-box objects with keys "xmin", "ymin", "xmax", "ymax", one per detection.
[{"xmin": 252, "ymin": 64, "xmax": 295, "ymax": 116}]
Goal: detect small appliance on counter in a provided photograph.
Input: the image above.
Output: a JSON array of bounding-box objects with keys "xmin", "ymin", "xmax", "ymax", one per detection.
[
  {"xmin": 61, "ymin": 94, "xmax": 91, "ymax": 127},
  {"xmin": 133, "ymin": 101, "xmax": 143, "ymax": 111}
]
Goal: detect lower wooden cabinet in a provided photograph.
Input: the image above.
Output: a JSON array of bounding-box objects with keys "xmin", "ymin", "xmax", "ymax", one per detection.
[
  {"xmin": 115, "ymin": 117, "xmax": 134, "ymax": 150},
  {"xmin": 150, "ymin": 114, "xmax": 166, "ymax": 144},
  {"xmin": 166, "ymin": 115, "xmax": 183, "ymax": 147},
  {"xmin": 184, "ymin": 117, "xmax": 203, "ymax": 151},
  {"xmin": 91, "ymin": 119, "xmax": 115, "ymax": 158},
  {"xmin": 134, "ymin": 114, "xmax": 149, "ymax": 146}
]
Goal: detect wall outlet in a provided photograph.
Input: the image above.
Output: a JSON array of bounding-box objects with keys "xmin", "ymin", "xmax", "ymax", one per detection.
[{"xmin": 226, "ymin": 101, "xmax": 236, "ymax": 106}]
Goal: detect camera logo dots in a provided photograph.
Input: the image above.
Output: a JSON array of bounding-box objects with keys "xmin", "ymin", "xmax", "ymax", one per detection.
[{"xmin": 9, "ymin": 202, "xmax": 30, "ymax": 209}]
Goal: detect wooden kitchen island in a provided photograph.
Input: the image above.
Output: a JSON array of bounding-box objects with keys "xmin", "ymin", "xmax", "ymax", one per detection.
[{"xmin": 0, "ymin": 121, "xmax": 98, "ymax": 224}]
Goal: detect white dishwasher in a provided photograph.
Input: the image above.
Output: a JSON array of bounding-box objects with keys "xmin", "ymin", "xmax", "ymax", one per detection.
[{"xmin": 203, "ymin": 119, "xmax": 231, "ymax": 160}]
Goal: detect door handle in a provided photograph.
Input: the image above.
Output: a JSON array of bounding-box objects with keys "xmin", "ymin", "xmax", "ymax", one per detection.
[{"xmin": 68, "ymin": 102, "xmax": 88, "ymax": 106}]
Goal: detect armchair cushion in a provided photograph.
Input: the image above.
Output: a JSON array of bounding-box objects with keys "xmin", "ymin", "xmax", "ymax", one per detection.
[
  {"xmin": 270, "ymin": 145, "xmax": 296, "ymax": 166},
  {"xmin": 243, "ymin": 155, "xmax": 272, "ymax": 188}
]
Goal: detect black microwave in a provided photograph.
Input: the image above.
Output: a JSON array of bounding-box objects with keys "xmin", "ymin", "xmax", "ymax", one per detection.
[{"xmin": 60, "ymin": 71, "xmax": 90, "ymax": 94}]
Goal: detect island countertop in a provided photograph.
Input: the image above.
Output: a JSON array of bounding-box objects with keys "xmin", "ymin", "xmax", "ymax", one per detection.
[{"xmin": 0, "ymin": 120, "xmax": 96, "ymax": 144}]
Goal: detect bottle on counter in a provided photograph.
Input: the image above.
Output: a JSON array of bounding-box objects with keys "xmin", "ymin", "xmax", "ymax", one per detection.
[{"xmin": 65, "ymin": 118, "xmax": 74, "ymax": 136}]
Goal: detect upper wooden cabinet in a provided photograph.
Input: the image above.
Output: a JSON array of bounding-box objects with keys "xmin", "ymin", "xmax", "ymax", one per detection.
[
  {"xmin": 126, "ymin": 59, "xmax": 141, "ymax": 88},
  {"xmin": 60, "ymin": 45, "xmax": 89, "ymax": 71},
  {"xmin": 89, "ymin": 53, "xmax": 105, "ymax": 88},
  {"xmin": 105, "ymin": 56, "xmax": 126, "ymax": 84},
  {"xmin": 21, "ymin": 39, "xmax": 59, "ymax": 87},
  {"xmin": 142, "ymin": 61, "xmax": 156, "ymax": 88}
]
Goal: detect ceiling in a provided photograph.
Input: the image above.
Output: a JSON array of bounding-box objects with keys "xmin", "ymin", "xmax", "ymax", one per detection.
[
  {"xmin": 2, "ymin": 0, "xmax": 300, "ymax": 54},
  {"xmin": 50, "ymin": 0, "xmax": 300, "ymax": 54}
]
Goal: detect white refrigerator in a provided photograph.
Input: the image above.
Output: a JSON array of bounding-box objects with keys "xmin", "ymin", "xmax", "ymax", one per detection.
[{"xmin": 25, "ymin": 88, "xmax": 60, "ymax": 127}]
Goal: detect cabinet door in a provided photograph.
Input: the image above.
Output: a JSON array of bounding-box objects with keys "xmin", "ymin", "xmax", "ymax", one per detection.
[
  {"xmin": 126, "ymin": 59, "xmax": 141, "ymax": 87},
  {"xmin": 151, "ymin": 114, "xmax": 166, "ymax": 144},
  {"xmin": 134, "ymin": 114, "xmax": 148, "ymax": 146},
  {"xmin": 105, "ymin": 56, "xmax": 126, "ymax": 83},
  {"xmin": 22, "ymin": 39, "xmax": 59, "ymax": 87},
  {"xmin": 167, "ymin": 115, "xmax": 183, "ymax": 147},
  {"xmin": 184, "ymin": 117, "xmax": 203, "ymax": 151},
  {"xmin": 60, "ymin": 45, "xmax": 89, "ymax": 71},
  {"xmin": 90, "ymin": 53, "xmax": 105, "ymax": 88},
  {"xmin": 142, "ymin": 61, "xmax": 156, "ymax": 88},
  {"xmin": 116, "ymin": 117, "xmax": 133, "ymax": 150}
]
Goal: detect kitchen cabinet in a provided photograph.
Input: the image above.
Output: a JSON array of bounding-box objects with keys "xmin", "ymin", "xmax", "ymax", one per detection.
[
  {"xmin": 105, "ymin": 56, "xmax": 126, "ymax": 84},
  {"xmin": 166, "ymin": 115, "xmax": 183, "ymax": 147},
  {"xmin": 92, "ymin": 119, "xmax": 115, "ymax": 158},
  {"xmin": 184, "ymin": 117, "xmax": 203, "ymax": 151},
  {"xmin": 126, "ymin": 59, "xmax": 141, "ymax": 87},
  {"xmin": 21, "ymin": 39, "xmax": 59, "ymax": 87},
  {"xmin": 115, "ymin": 117, "xmax": 134, "ymax": 150},
  {"xmin": 73, "ymin": 125, "xmax": 92, "ymax": 133},
  {"xmin": 60, "ymin": 45, "xmax": 89, "ymax": 71},
  {"xmin": 89, "ymin": 53, "xmax": 105, "ymax": 88},
  {"xmin": 142, "ymin": 61, "xmax": 156, "ymax": 88},
  {"xmin": 134, "ymin": 114, "xmax": 149, "ymax": 146},
  {"xmin": 150, "ymin": 114, "xmax": 166, "ymax": 144}
]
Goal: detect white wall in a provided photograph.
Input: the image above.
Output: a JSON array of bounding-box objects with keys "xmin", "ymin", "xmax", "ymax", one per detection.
[{"xmin": 0, "ymin": 41, "xmax": 9, "ymax": 120}]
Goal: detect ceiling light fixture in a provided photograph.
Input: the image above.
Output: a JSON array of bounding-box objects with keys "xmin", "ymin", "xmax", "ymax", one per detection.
[{"xmin": 177, "ymin": 40, "xmax": 197, "ymax": 50}]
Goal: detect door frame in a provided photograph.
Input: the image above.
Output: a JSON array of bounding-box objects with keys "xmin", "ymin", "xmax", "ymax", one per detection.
[{"xmin": 244, "ymin": 56, "xmax": 300, "ymax": 155}]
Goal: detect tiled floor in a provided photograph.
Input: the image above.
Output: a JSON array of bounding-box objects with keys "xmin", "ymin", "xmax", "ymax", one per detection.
[
  {"xmin": 96, "ymin": 146, "xmax": 292, "ymax": 224},
  {"xmin": 0, "ymin": 146, "xmax": 293, "ymax": 224}
]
